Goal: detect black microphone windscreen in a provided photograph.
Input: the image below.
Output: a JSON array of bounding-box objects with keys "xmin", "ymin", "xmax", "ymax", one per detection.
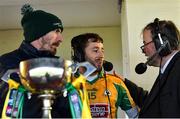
[
  {"xmin": 103, "ymin": 61, "xmax": 113, "ymax": 72},
  {"xmin": 135, "ymin": 63, "xmax": 147, "ymax": 74}
]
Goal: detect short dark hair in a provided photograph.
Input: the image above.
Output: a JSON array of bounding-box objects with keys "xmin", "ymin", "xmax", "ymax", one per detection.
[{"xmin": 71, "ymin": 33, "xmax": 103, "ymax": 62}]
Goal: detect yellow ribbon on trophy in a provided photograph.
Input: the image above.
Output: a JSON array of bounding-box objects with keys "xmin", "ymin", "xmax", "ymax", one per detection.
[
  {"xmin": 71, "ymin": 74, "xmax": 91, "ymax": 118},
  {"xmin": 2, "ymin": 79, "xmax": 25, "ymax": 119},
  {"xmin": 66, "ymin": 74, "xmax": 92, "ymax": 119}
]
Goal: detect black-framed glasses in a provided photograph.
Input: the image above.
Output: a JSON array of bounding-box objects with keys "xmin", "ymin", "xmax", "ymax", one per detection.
[{"xmin": 140, "ymin": 41, "xmax": 154, "ymax": 51}]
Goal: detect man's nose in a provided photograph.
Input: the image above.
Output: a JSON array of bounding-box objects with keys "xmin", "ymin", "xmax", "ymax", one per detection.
[
  {"xmin": 142, "ymin": 48, "xmax": 145, "ymax": 53},
  {"xmin": 99, "ymin": 51, "xmax": 104, "ymax": 58},
  {"xmin": 57, "ymin": 33, "xmax": 63, "ymax": 42}
]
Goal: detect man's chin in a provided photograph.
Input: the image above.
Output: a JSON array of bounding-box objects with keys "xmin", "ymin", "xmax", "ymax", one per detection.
[
  {"xmin": 147, "ymin": 61, "xmax": 158, "ymax": 67},
  {"xmin": 95, "ymin": 64, "xmax": 102, "ymax": 70}
]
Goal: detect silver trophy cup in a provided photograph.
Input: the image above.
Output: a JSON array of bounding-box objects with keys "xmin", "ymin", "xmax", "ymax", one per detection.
[{"xmin": 19, "ymin": 58, "xmax": 71, "ymax": 118}]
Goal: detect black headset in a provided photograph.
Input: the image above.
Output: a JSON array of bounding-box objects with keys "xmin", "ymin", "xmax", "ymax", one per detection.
[
  {"xmin": 71, "ymin": 35, "xmax": 85, "ymax": 62},
  {"xmin": 152, "ymin": 18, "xmax": 172, "ymax": 57}
]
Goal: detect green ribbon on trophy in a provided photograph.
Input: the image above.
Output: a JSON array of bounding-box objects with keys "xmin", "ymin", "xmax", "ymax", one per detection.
[{"xmin": 67, "ymin": 84, "xmax": 82, "ymax": 118}]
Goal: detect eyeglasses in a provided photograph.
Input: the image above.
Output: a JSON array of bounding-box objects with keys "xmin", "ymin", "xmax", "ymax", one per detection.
[{"xmin": 140, "ymin": 41, "xmax": 154, "ymax": 51}]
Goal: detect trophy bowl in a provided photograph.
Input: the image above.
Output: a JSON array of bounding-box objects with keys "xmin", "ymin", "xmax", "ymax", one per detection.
[{"xmin": 19, "ymin": 57, "xmax": 67, "ymax": 94}]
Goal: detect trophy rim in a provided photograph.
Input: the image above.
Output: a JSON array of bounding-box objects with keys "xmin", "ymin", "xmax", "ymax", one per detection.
[{"xmin": 19, "ymin": 57, "xmax": 69, "ymax": 94}]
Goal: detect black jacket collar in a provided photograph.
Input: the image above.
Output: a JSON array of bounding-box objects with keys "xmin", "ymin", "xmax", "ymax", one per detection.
[{"xmin": 19, "ymin": 41, "xmax": 59, "ymax": 59}]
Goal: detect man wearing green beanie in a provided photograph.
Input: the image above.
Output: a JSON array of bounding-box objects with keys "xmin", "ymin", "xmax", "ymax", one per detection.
[{"xmin": 0, "ymin": 4, "xmax": 71, "ymax": 118}]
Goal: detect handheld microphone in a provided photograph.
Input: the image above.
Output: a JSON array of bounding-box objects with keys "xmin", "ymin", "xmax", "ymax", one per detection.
[
  {"xmin": 135, "ymin": 41, "xmax": 167, "ymax": 74},
  {"xmin": 103, "ymin": 60, "xmax": 113, "ymax": 72}
]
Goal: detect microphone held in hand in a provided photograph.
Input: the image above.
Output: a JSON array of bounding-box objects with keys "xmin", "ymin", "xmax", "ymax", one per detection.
[{"xmin": 103, "ymin": 60, "xmax": 113, "ymax": 72}]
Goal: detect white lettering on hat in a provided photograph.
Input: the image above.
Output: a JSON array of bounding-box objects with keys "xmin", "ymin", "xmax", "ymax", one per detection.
[{"xmin": 53, "ymin": 23, "xmax": 61, "ymax": 27}]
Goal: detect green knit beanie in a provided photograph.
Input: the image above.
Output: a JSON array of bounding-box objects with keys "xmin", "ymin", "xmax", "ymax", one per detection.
[{"xmin": 21, "ymin": 4, "xmax": 63, "ymax": 43}]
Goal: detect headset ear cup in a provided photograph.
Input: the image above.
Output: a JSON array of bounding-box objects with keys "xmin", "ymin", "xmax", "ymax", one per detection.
[
  {"xmin": 159, "ymin": 35, "xmax": 172, "ymax": 56},
  {"xmin": 73, "ymin": 50, "xmax": 80, "ymax": 62},
  {"xmin": 153, "ymin": 35, "xmax": 161, "ymax": 50},
  {"xmin": 73, "ymin": 49, "xmax": 84, "ymax": 62},
  {"xmin": 153, "ymin": 18, "xmax": 172, "ymax": 57},
  {"xmin": 153, "ymin": 34, "xmax": 172, "ymax": 57}
]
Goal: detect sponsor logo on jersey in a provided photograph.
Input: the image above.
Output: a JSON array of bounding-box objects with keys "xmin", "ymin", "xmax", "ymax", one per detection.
[{"xmin": 90, "ymin": 103, "xmax": 109, "ymax": 118}]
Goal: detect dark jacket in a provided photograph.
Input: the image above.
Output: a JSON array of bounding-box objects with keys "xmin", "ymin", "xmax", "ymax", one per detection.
[
  {"xmin": 0, "ymin": 41, "xmax": 71, "ymax": 118},
  {"xmin": 125, "ymin": 51, "xmax": 180, "ymax": 118}
]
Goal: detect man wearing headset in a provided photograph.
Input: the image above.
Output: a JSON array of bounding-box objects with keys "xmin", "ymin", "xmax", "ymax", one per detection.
[
  {"xmin": 71, "ymin": 33, "xmax": 138, "ymax": 118},
  {"xmin": 124, "ymin": 18, "xmax": 180, "ymax": 117}
]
